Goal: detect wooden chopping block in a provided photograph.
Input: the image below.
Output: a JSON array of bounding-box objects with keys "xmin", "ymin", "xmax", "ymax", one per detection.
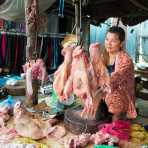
[
  {"xmin": 5, "ymin": 80, "xmax": 25, "ymax": 96},
  {"xmin": 64, "ymin": 108, "xmax": 104, "ymax": 135}
]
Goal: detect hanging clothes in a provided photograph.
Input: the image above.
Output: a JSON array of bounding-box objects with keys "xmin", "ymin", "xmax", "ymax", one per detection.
[
  {"xmin": 0, "ymin": 19, "xmax": 5, "ymax": 29},
  {"xmin": 9, "ymin": 34, "xmax": 16, "ymax": 72},
  {"xmin": 15, "ymin": 22, "xmax": 26, "ymax": 33},
  {"xmin": 0, "ymin": 33, "xmax": 3, "ymax": 67},
  {"xmin": 0, "ymin": 32, "xmax": 26, "ymax": 74},
  {"xmin": 50, "ymin": 37, "xmax": 62, "ymax": 69},
  {"xmin": 5, "ymin": 21, "xmax": 16, "ymax": 31},
  {"xmin": 1, "ymin": 32, "xmax": 7, "ymax": 65},
  {"xmin": 0, "ymin": 32, "xmax": 64, "ymax": 74},
  {"xmin": 38, "ymin": 35, "xmax": 64, "ymax": 71},
  {"xmin": 58, "ymin": 0, "xmax": 64, "ymax": 17},
  {"xmin": 47, "ymin": 38, "xmax": 52, "ymax": 70},
  {"xmin": 11, "ymin": 34, "xmax": 26, "ymax": 74},
  {"xmin": 5, "ymin": 33, "xmax": 11, "ymax": 66}
]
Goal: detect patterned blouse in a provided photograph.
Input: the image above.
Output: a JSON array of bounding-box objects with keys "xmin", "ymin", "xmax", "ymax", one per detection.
[{"xmin": 103, "ymin": 50, "xmax": 137, "ymax": 119}]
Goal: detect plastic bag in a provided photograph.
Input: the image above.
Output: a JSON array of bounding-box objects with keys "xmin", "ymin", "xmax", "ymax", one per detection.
[
  {"xmin": 45, "ymin": 90, "xmax": 64, "ymax": 114},
  {"xmin": 13, "ymin": 137, "xmax": 48, "ymax": 148},
  {"xmin": 0, "ymin": 95, "xmax": 16, "ymax": 113}
]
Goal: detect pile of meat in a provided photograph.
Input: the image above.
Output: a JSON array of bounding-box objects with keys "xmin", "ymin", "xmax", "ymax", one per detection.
[
  {"xmin": 13, "ymin": 101, "xmax": 66, "ymax": 140},
  {"xmin": 64, "ymin": 132, "xmax": 119, "ymax": 148},
  {"xmin": 53, "ymin": 43, "xmax": 109, "ymax": 118},
  {"xmin": 64, "ymin": 120, "xmax": 132, "ymax": 147}
]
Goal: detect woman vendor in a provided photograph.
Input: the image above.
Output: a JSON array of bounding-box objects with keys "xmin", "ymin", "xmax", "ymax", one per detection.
[
  {"xmin": 100, "ymin": 26, "xmax": 136, "ymax": 121},
  {"xmin": 88, "ymin": 26, "xmax": 137, "ymax": 121}
]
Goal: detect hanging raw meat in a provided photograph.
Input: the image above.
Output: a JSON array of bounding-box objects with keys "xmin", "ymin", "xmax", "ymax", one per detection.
[
  {"xmin": 53, "ymin": 46, "xmax": 73, "ymax": 100},
  {"xmin": 63, "ymin": 45, "xmax": 103, "ymax": 119},
  {"xmin": 63, "ymin": 74, "xmax": 73, "ymax": 99},
  {"xmin": 23, "ymin": 58, "xmax": 48, "ymax": 85},
  {"xmin": 89, "ymin": 42, "xmax": 110, "ymax": 88},
  {"xmin": 72, "ymin": 46, "xmax": 93, "ymax": 107},
  {"xmin": 26, "ymin": 66, "xmax": 33, "ymax": 96},
  {"xmin": 53, "ymin": 43, "xmax": 109, "ymax": 119},
  {"xmin": 64, "ymin": 46, "xmax": 93, "ymax": 111},
  {"xmin": 79, "ymin": 43, "xmax": 109, "ymax": 119}
]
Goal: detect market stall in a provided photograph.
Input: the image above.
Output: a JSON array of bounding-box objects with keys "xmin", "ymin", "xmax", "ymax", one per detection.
[{"xmin": 0, "ymin": 0, "xmax": 148, "ymax": 148}]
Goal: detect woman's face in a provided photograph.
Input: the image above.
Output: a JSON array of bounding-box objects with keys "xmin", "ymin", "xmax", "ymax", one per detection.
[{"xmin": 105, "ymin": 32, "xmax": 123, "ymax": 54}]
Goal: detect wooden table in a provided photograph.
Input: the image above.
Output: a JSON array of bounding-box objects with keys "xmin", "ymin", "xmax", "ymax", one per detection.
[
  {"xmin": 135, "ymin": 68, "xmax": 148, "ymax": 78},
  {"xmin": 135, "ymin": 68, "xmax": 148, "ymax": 100}
]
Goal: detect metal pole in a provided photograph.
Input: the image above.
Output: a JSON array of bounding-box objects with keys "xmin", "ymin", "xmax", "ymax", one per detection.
[{"xmin": 73, "ymin": 0, "xmax": 80, "ymax": 43}]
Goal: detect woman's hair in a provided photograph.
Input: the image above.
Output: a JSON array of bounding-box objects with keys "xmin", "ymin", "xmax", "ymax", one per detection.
[
  {"xmin": 107, "ymin": 26, "xmax": 125, "ymax": 42},
  {"xmin": 102, "ymin": 26, "xmax": 125, "ymax": 66}
]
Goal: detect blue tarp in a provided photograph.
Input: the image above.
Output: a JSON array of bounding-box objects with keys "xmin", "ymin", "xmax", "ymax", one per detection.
[{"xmin": 0, "ymin": 75, "xmax": 22, "ymax": 87}]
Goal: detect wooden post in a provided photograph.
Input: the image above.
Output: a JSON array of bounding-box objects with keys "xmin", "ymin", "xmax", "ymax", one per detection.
[
  {"xmin": 24, "ymin": 0, "xmax": 39, "ymax": 106},
  {"xmin": 24, "ymin": 0, "xmax": 39, "ymax": 59}
]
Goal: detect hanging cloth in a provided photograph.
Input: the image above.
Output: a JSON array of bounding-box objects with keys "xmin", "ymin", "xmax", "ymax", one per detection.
[
  {"xmin": 20, "ymin": 23, "xmax": 26, "ymax": 33},
  {"xmin": 47, "ymin": 38, "xmax": 52, "ymax": 69},
  {"xmin": 21, "ymin": 35, "xmax": 27, "ymax": 64},
  {"xmin": 0, "ymin": 19, "xmax": 4, "ymax": 29},
  {"xmin": 4, "ymin": 21, "xmax": 16, "ymax": 31},
  {"xmin": 1, "ymin": 32, "xmax": 7, "ymax": 65},
  {"xmin": 13, "ymin": 36, "xmax": 19, "ymax": 71},
  {"xmin": 18, "ymin": 35, "xmax": 26, "ymax": 73},
  {"xmin": 5, "ymin": 33, "xmax": 11, "ymax": 66},
  {"xmin": 0, "ymin": 33, "xmax": 2, "ymax": 66},
  {"xmin": 9, "ymin": 34, "xmax": 15, "ymax": 71},
  {"xmin": 58, "ymin": 0, "xmax": 64, "ymax": 17}
]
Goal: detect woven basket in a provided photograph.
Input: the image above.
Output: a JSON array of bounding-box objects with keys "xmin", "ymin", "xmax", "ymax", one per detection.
[
  {"xmin": 5, "ymin": 80, "xmax": 25, "ymax": 96},
  {"xmin": 64, "ymin": 108, "xmax": 100, "ymax": 135}
]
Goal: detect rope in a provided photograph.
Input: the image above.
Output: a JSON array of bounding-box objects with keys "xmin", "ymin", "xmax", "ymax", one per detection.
[
  {"xmin": 71, "ymin": 23, "xmax": 77, "ymax": 34},
  {"xmin": 34, "ymin": 31, "xmax": 38, "ymax": 59},
  {"xmin": 80, "ymin": 0, "xmax": 82, "ymax": 30},
  {"xmin": 79, "ymin": 0, "xmax": 83, "ymax": 45},
  {"xmin": 39, "ymin": 36, "xmax": 44, "ymax": 58}
]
